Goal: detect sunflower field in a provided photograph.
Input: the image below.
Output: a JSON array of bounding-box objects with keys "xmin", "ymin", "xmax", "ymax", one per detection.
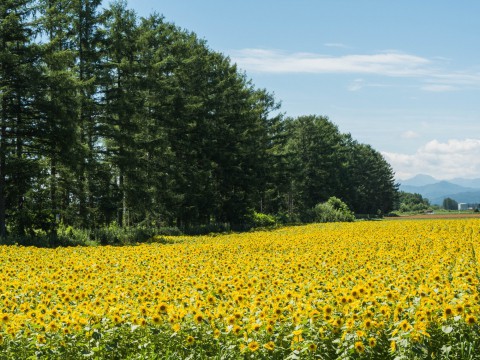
[{"xmin": 1, "ymin": 219, "xmax": 480, "ymax": 359}]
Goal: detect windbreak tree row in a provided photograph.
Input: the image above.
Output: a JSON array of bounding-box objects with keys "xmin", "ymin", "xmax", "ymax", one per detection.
[{"xmin": 0, "ymin": 0, "xmax": 398, "ymax": 237}]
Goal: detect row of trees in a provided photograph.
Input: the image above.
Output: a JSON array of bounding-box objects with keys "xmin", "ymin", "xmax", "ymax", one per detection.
[
  {"xmin": 1, "ymin": 0, "xmax": 398, "ymax": 237},
  {"xmin": 395, "ymin": 192, "xmax": 465, "ymax": 212},
  {"xmin": 395, "ymin": 192, "xmax": 431, "ymax": 213}
]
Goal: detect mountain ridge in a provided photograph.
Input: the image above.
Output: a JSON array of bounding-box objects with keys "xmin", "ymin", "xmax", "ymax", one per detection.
[{"xmin": 398, "ymin": 174, "xmax": 480, "ymax": 205}]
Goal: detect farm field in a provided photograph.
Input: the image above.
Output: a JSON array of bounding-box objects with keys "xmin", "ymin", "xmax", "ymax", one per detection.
[
  {"xmin": 1, "ymin": 220, "xmax": 480, "ymax": 359},
  {"xmin": 390, "ymin": 213, "xmax": 480, "ymax": 220}
]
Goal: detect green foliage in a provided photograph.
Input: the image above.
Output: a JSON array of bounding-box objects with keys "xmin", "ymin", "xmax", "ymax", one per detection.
[
  {"xmin": 0, "ymin": 0, "xmax": 399, "ymax": 241},
  {"xmin": 274, "ymin": 117, "xmax": 398, "ymax": 222},
  {"xmin": 89, "ymin": 224, "xmax": 184, "ymax": 245},
  {"xmin": 3, "ymin": 313, "xmax": 479, "ymax": 359},
  {"xmin": 182, "ymin": 223, "xmax": 231, "ymax": 235},
  {"xmin": 248, "ymin": 211, "xmax": 277, "ymax": 228},
  {"xmin": 443, "ymin": 197, "xmax": 459, "ymax": 210},
  {"xmin": 284, "ymin": 115, "xmax": 344, "ymax": 220},
  {"xmin": 0, "ymin": 223, "xmax": 184, "ymax": 247},
  {"xmin": 314, "ymin": 197, "xmax": 355, "ymax": 223},
  {"xmin": 0, "ymin": 226, "xmax": 93, "ymax": 248},
  {"xmin": 396, "ymin": 191, "xmax": 431, "ymax": 213},
  {"xmin": 339, "ymin": 138, "xmax": 399, "ymax": 216}
]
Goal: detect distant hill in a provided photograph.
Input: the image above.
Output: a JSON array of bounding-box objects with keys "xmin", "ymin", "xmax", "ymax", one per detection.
[
  {"xmin": 431, "ymin": 191, "xmax": 480, "ymax": 205},
  {"xmin": 448, "ymin": 177, "xmax": 480, "ymax": 189},
  {"xmin": 400, "ymin": 174, "xmax": 438, "ymax": 187},
  {"xmin": 399, "ymin": 175, "xmax": 480, "ymax": 205}
]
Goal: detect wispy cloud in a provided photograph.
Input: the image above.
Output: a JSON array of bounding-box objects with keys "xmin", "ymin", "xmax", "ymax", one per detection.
[
  {"xmin": 231, "ymin": 49, "xmax": 430, "ymax": 76},
  {"xmin": 420, "ymin": 84, "xmax": 457, "ymax": 92},
  {"xmin": 324, "ymin": 43, "xmax": 349, "ymax": 49},
  {"xmin": 347, "ymin": 78, "xmax": 392, "ymax": 92},
  {"xmin": 383, "ymin": 139, "xmax": 480, "ymax": 180},
  {"xmin": 231, "ymin": 48, "xmax": 480, "ymax": 91},
  {"xmin": 348, "ymin": 79, "xmax": 365, "ymax": 91},
  {"xmin": 419, "ymin": 71, "xmax": 480, "ymax": 91},
  {"xmin": 401, "ymin": 130, "xmax": 420, "ymax": 139}
]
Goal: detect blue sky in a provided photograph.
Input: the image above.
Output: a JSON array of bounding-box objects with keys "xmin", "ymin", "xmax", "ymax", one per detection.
[{"xmin": 105, "ymin": 1, "xmax": 480, "ymax": 180}]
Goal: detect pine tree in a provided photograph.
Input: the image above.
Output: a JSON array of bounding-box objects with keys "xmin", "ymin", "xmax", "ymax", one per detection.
[
  {"xmin": 135, "ymin": 15, "xmax": 180, "ymax": 226},
  {"xmin": 36, "ymin": 0, "xmax": 80, "ymax": 231},
  {"xmin": 102, "ymin": 1, "xmax": 141, "ymax": 226},
  {"xmin": 71, "ymin": 0, "xmax": 104, "ymax": 227},
  {"xmin": 0, "ymin": 0, "xmax": 42, "ymax": 236},
  {"xmin": 285, "ymin": 115, "xmax": 344, "ymax": 221},
  {"xmin": 342, "ymin": 141, "xmax": 398, "ymax": 214}
]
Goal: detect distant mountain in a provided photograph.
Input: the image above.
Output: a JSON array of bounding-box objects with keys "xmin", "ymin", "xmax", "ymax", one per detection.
[
  {"xmin": 399, "ymin": 174, "xmax": 480, "ymax": 205},
  {"xmin": 400, "ymin": 174, "xmax": 438, "ymax": 187},
  {"xmin": 431, "ymin": 191, "xmax": 480, "ymax": 206},
  {"xmin": 399, "ymin": 181, "xmax": 477, "ymax": 205},
  {"xmin": 400, "ymin": 181, "xmax": 474, "ymax": 198},
  {"xmin": 448, "ymin": 178, "xmax": 480, "ymax": 189},
  {"xmin": 400, "ymin": 174, "xmax": 480, "ymax": 189}
]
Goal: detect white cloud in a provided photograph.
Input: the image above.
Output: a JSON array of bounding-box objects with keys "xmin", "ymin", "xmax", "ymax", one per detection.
[
  {"xmin": 421, "ymin": 84, "xmax": 457, "ymax": 92},
  {"xmin": 401, "ymin": 130, "xmax": 420, "ymax": 139},
  {"xmin": 348, "ymin": 79, "xmax": 364, "ymax": 91},
  {"xmin": 324, "ymin": 43, "xmax": 349, "ymax": 48},
  {"xmin": 382, "ymin": 139, "xmax": 480, "ymax": 180},
  {"xmin": 347, "ymin": 78, "xmax": 393, "ymax": 92},
  {"xmin": 231, "ymin": 49, "xmax": 431, "ymax": 76},
  {"xmin": 429, "ymin": 71, "xmax": 480, "ymax": 86},
  {"xmin": 231, "ymin": 48, "xmax": 480, "ymax": 90}
]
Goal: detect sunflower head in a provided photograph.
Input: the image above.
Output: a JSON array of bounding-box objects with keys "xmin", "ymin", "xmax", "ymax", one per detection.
[
  {"xmin": 248, "ymin": 341, "xmax": 259, "ymax": 352},
  {"xmin": 354, "ymin": 341, "xmax": 365, "ymax": 353}
]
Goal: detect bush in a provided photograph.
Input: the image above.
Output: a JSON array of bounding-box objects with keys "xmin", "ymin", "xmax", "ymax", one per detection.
[
  {"xmin": 183, "ymin": 223, "xmax": 230, "ymax": 235},
  {"xmin": 274, "ymin": 211, "xmax": 301, "ymax": 225},
  {"xmin": 245, "ymin": 211, "xmax": 276, "ymax": 229},
  {"xmin": 56, "ymin": 224, "xmax": 93, "ymax": 246},
  {"xmin": 0, "ymin": 224, "xmax": 183, "ymax": 247},
  {"xmin": 91, "ymin": 225, "xmax": 183, "ymax": 245},
  {"xmin": 252, "ymin": 212, "xmax": 277, "ymax": 228},
  {"xmin": 0, "ymin": 226, "xmax": 95, "ymax": 248},
  {"xmin": 314, "ymin": 197, "xmax": 355, "ymax": 223}
]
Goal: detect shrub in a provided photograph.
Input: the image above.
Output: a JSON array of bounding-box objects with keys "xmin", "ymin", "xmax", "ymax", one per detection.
[
  {"xmin": 243, "ymin": 211, "xmax": 277, "ymax": 229},
  {"xmin": 91, "ymin": 225, "xmax": 179, "ymax": 245},
  {"xmin": 314, "ymin": 197, "xmax": 355, "ymax": 223},
  {"xmin": 183, "ymin": 223, "xmax": 231, "ymax": 235},
  {"xmin": 253, "ymin": 212, "xmax": 276, "ymax": 228}
]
